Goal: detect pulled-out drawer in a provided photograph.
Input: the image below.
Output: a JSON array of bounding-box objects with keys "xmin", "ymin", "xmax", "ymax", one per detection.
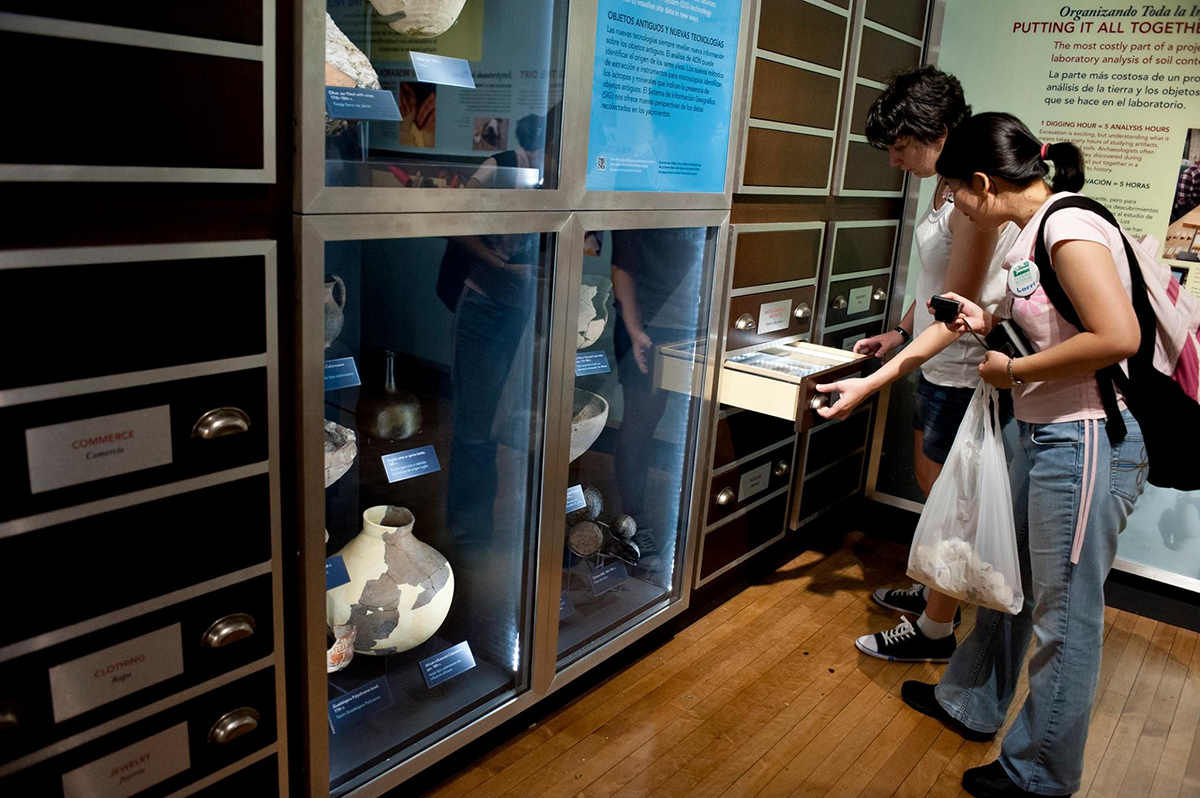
[{"xmin": 728, "ymin": 286, "xmax": 816, "ymax": 351}]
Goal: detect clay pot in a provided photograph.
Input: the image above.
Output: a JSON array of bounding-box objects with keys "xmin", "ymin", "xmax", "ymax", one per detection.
[
  {"xmin": 577, "ymin": 275, "xmax": 612, "ymax": 350},
  {"xmin": 324, "ymin": 421, "xmax": 357, "ymax": 488},
  {"xmin": 569, "ymin": 389, "xmax": 609, "ymax": 462},
  {"xmin": 324, "ymin": 275, "xmax": 346, "ymax": 350},
  {"xmin": 368, "ymin": 0, "xmax": 468, "ymax": 38}
]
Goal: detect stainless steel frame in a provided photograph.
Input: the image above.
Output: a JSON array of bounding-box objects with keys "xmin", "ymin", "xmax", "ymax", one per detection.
[
  {"xmin": 0, "ymin": 9, "xmax": 276, "ymax": 183},
  {"xmin": 296, "ymin": 0, "xmax": 754, "ymax": 214}
]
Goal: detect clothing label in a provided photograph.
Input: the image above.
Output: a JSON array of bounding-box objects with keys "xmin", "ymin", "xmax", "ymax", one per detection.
[
  {"xmin": 419, "ymin": 641, "xmax": 477, "ymax": 688},
  {"xmin": 848, "ymin": 286, "xmax": 873, "ymax": 315},
  {"xmin": 26, "ymin": 406, "xmax": 173, "ymax": 495},
  {"xmin": 559, "ymin": 593, "xmax": 575, "ymax": 620},
  {"xmin": 324, "ymin": 357, "xmax": 361, "ymax": 391},
  {"xmin": 757, "ymin": 299, "xmax": 793, "ymax": 335},
  {"xmin": 325, "ymin": 555, "xmax": 351, "ymax": 591},
  {"xmin": 409, "ymin": 52, "xmax": 477, "ymax": 89},
  {"xmin": 49, "ymin": 625, "xmax": 184, "ymax": 724},
  {"xmin": 61, "ymin": 722, "xmax": 190, "ymax": 798},
  {"xmin": 328, "ymin": 676, "xmax": 395, "ymax": 734},
  {"xmin": 566, "ymin": 484, "xmax": 587, "ymax": 514},
  {"xmin": 1008, "ymin": 259, "xmax": 1041, "ymax": 297},
  {"xmin": 738, "ymin": 462, "xmax": 772, "ymax": 503},
  {"xmin": 325, "ymin": 87, "xmax": 402, "ymax": 121},
  {"xmin": 590, "ymin": 561, "xmax": 629, "ymax": 596},
  {"xmin": 575, "ymin": 351, "xmax": 611, "ymax": 376},
  {"xmin": 382, "ymin": 445, "xmax": 441, "ymax": 483}
]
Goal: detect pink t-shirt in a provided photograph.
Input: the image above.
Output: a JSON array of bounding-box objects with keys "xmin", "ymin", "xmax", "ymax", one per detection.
[{"xmin": 1001, "ymin": 193, "xmax": 1134, "ymax": 424}]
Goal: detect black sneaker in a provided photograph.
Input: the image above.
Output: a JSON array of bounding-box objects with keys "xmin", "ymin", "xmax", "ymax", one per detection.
[
  {"xmin": 963, "ymin": 761, "xmax": 1067, "ymax": 797},
  {"xmin": 855, "ymin": 618, "xmax": 957, "ymax": 663},
  {"xmin": 872, "ymin": 583, "xmax": 963, "ymax": 627},
  {"xmin": 901, "ymin": 681, "xmax": 997, "ymax": 743}
]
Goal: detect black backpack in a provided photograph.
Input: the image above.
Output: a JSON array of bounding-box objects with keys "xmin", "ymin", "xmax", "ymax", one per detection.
[{"xmin": 1032, "ymin": 195, "xmax": 1200, "ymax": 491}]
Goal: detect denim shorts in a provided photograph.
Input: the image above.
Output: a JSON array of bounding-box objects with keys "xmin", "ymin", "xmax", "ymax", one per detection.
[{"xmin": 912, "ymin": 373, "xmax": 1012, "ymax": 464}]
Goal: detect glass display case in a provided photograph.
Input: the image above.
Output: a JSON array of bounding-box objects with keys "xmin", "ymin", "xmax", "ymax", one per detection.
[
  {"xmin": 555, "ymin": 224, "xmax": 718, "ymax": 667},
  {"xmin": 1114, "ymin": 488, "xmax": 1200, "ymax": 593}
]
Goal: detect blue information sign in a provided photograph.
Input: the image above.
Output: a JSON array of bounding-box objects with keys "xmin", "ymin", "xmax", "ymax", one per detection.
[
  {"xmin": 419, "ymin": 641, "xmax": 477, "ymax": 688},
  {"xmin": 325, "ymin": 555, "xmax": 351, "ymax": 591},
  {"xmin": 566, "ymin": 484, "xmax": 587, "ymax": 514},
  {"xmin": 560, "ymin": 593, "xmax": 575, "ymax": 620},
  {"xmin": 324, "ymin": 357, "xmax": 361, "ymax": 391},
  {"xmin": 586, "ymin": 0, "xmax": 742, "ymax": 192},
  {"xmin": 325, "ymin": 87, "xmax": 402, "ymax": 121},
  {"xmin": 409, "ymin": 51, "xmax": 476, "ymax": 89},
  {"xmin": 328, "ymin": 677, "xmax": 394, "ymax": 734},
  {"xmin": 382, "ymin": 445, "xmax": 441, "ymax": 483},
  {"xmin": 575, "ymin": 351, "xmax": 611, "ymax": 376}
]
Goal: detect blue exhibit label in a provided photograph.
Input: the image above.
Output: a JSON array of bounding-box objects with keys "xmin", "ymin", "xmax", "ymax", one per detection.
[
  {"xmin": 590, "ymin": 561, "xmax": 629, "ymax": 596},
  {"xmin": 419, "ymin": 641, "xmax": 477, "ymax": 688},
  {"xmin": 382, "ymin": 445, "xmax": 441, "ymax": 483},
  {"xmin": 328, "ymin": 676, "xmax": 394, "ymax": 734},
  {"xmin": 575, "ymin": 351, "xmax": 611, "ymax": 376},
  {"xmin": 326, "ymin": 555, "xmax": 351, "ymax": 591},
  {"xmin": 566, "ymin": 484, "xmax": 587, "ymax": 514},
  {"xmin": 409, "ymin": 52, "xmax": 476, "ymax": 89},
  {"xmin": 325, "ymin": 87, "xmax": 402, "ymax": 121},
  {"xmin": 586, "ymin": 0, "xmax": 742, "ymax": 192},
  {"xmin": 560, "ymin": 593, "xmax": 575, "ymax": 620},
  {"xmin": 324, "ymin": 357, "xmax": 361, "ymax": 391}
]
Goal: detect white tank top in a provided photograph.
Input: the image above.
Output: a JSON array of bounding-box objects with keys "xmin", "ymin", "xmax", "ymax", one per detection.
[{"xmin": 912, "ymin": 195, "xmax": 1018, "ymax": 388}]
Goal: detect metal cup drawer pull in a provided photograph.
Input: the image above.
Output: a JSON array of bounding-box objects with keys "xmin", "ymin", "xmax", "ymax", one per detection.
[
  {"xmin": 716, "ymin": 487, "xmax": 736, "ymax": 505},
  {"xmin": 191, "ymin": 407, "xmax": 251, "ymax": 439},
  {"xmin": 201, "ymin": 613, "xmax": 257, "ymax": 648},
  {"xmin": 831, "ymin": 296, "xmax": 848, "ymax": 310},
  {"xmin": 872, "ymin": 288, "xmax": 887, "ymax": 302},
  {"xmin": 773, "ymin": 461, "xmax": 790, "ymax": 477},
  {"xmin": 809, "ymin": 394, "xmax": 830, "ymax": 411},
  {"xmin": 207, "ymin": 707, "xmax": 260, "ymax": 745},
  {"xmin": 793, "ymin": 303, "xmax": 811, "ymax": 320},
  {"xmin": 0, "ymin": 702, "xmax": 19, "ymax": 733},
  {"xmin": 733, "ymin": 313, "xmax": 757, "ymax": 331}
]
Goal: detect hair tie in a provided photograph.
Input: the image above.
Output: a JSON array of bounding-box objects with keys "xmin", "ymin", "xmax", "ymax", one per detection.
[{"xmin": 1040, "ymin": 143, "xmax": 1050, "ymax": 161}]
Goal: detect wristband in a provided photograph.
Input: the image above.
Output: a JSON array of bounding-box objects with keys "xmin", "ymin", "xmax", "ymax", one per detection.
[{"xmin": 894, "ymin": 326, "xmax": 911, "ymax": 343}]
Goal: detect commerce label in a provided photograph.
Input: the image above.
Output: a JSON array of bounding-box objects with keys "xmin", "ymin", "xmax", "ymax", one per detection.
[
  {"xmin": 575, "ymin": 351, "xmax": 611, "ymax": 376},
  {"xmin": 382, "ymin": 445, "xmax": 441, "ymax": 483},
  {"xmin": 738, "ymin": 462, "xmax": 771, "ymax": 503},
  {"xmin": 324, "ymin": 357, "xmax": 361, "ymax": 391},
  {"xmin": 25, "ymin": 406, "xmax": 173, "ymax": 495},
  {"xmin": 61, "ymin": 722, "xmax": 190, "ymax": 798},
  {"xmin": 49, "ymin": 625, "xmax": 184, "ymax": 724},
  {"xmin": 590, "ymin": 561, "xmax": 629, "ymax": 596},
  {"xmin": 419, "ymin": 641, "xmax": 477, "ymax": 688},
  {"xmin": 326, "ymin": 555, "xmax": 352, "ymax": 591},
  {"xmin": 325, "ymin": 87, "xmax": 402, "ymax": 121},
  {"xmin": 328, "ymin": 676, "xmax": 395, "ymax": 734},
  {"xmin": 409, "ymin": 51, "xmax": 476, "ymax": 89},
  {"xmin": 757, "ymin": 299, "xmax": 792, "ymax": 335}
]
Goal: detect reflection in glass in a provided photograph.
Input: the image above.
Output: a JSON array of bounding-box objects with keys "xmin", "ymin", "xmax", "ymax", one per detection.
[
  {"xmin": 322, "ymin": 232, "xmax": 553, "ymax": 793},
  {"xmin": 1117, "ymin": 487, "xmax": 1200, "ymax": 585},
  {"xmin": 323, "ymin": 0, "xmax": 566, "ymax": 190},
  {"xmin": 558, "ymin": 228, "xmax": 716, "ymax": 665}
]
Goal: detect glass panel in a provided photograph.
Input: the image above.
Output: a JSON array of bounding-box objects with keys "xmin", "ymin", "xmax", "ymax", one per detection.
[
  {"xmin": 558, "ymin": 227, "xmax": 717, "ymax": 666},
  {"xmin": 323, "ymin": 0, "xmax": 567, "ymax": 190},
  {"xmin": 1117, "ymin": 488, "xmax": 1200, "ymax": 587},
  {"xmin": 322, "ymin": 230, "xmax": 555, "ymax": 793}
]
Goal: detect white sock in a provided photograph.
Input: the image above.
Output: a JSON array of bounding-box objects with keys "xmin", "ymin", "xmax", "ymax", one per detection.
[
  {"xmin": 917, "ymin": 612, "xmax": 954, "ymax": 641},
  {"xmin": 922, "ymin": 584, "xmax": 931, "ymax": 601}
]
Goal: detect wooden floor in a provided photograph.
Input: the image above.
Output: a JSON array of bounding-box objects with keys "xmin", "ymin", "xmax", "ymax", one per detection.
[{"xmin": 427, "ymin": 532, "xmax": 1200, "ymax": 798}]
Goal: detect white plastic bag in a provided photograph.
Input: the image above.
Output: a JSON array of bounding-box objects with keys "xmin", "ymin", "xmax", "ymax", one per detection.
[{"xmin": 907, "ymin": 382, "xmax": 1024, "ymax": 614}]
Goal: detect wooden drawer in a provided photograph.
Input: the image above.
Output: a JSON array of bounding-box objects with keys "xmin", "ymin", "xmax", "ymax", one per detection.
[
  {"xmin": 1, "ymin": 668, "xmax": 276, "ymax": 797},
  {"xmin": 712, "ymin": 411, "xmax": 796, "ymax": 470},
  {"xmin": 743, "ymin": 128, "xmax": 833, "ymax": 189},
  {"xmin": 0, "ymin": 368, "xmax": 268, "ymax": 521},
  {"xmin": 757, "ymin": 0, "xmax": 848, "ymax": 70},
  {"xmin": 866, "ymin": 0, "xmax": 928, "ymax": 40},
  {"xmin": 795, "ymin": 451, "xmax": 866, "ymax": 527},
  {"xmin": 732, "ymin": 227, "xmax": 822, "ymax": 289},
  {"xmin": 844, "ymin": 140, "xmax": 905, "ymax": 194},
  {"xmin": 856, "ymin": 27, "xmax": 922, "ymax": 84},
  {"xmin": 700, "ymin": 492, "xmax": 788, "ymax": 581},
  {"xmin": 728, "ymin": 286, "xmax": 816, "ymax": 351},
  {"xmin": 750, "ymin": 60, "xmax": 841, "ymax": 130},
  {"xmin": 824, "ymin": 275, "xmax": 890, "ymax": 328},
  {"xmin": 0, "ymin": 576, "xmax": 273, "ymax": 766},
  {"xmin": 719, "ymin": 342, "xmax": 868, "ymax": 433},
  {"xmin": 831, "ymin": 223, "xmax": 899, "ymax": 276},
  {"xmin": 803, "ymin": 407, "xmax": 872, "ymax": 476},
  {"xmin": 191, "ymin": 756, "xmax": 278, "ymax": 797},
  {"xmin": 822, "ymin": 320, "xmax": 885, "ymax": 352},
  {"xmin": 850, "ymin": 84, "xmax": 883, "ymax": 137},
  {"xmin": 706, "ymin": 445, "xmax": 794, "ymax": 527},
  {"xmin": 0, "ymin": 476, "xmax": 272, "ymax": 649}
]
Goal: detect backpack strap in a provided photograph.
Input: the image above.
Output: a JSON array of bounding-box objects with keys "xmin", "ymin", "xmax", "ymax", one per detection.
[{"xmin": 1031, "ymin": 195, "xmax": 1157, "ymax": 443}]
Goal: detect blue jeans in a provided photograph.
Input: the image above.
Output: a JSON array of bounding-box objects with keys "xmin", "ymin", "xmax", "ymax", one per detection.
[{"xmin": 935, "ymin": 411, "xmax": 1146, "ymax": 795}]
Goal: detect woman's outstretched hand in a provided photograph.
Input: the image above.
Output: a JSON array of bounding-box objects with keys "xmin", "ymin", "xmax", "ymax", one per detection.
[{"xmin": 814, "ymin": 376, "xmax": 873, "ymax": 420}]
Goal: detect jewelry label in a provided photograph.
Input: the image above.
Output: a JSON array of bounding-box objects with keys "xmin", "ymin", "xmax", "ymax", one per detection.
[
  {"xmin": 49, "ymin": 625, "xmax": 184, "ymax": 724},
  {"xmin": 61, "ymin": 722, "xmax": 190, "ymax": 798},
  {"xmin": 738, "ymin": 462, "xmax": 772, "ymax": 503},
  {"xmin": 25, "ymin": 406, "xmax": 173, "ymax": 495},
  {"xmin": 757, "ymin": 299, "xmax": 793, "ymax": 334}
]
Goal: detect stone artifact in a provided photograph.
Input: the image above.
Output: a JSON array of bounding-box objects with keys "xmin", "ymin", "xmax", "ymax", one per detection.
[
  {"xmin": 357, "ymin": 350, "xmax": 422, "ymax": 442},
  {"xmin": 568, "ymin": 521, "xmax": 605, "ymax": 558},
  {"xmin": 611, "ymin": 514, "xmax": 638, "ymax": 541},
  {"xmin": 577, "ymin": 275, "xmax": 612, "ymax": 349},
  {"xmin": 326, "ymin": 506, "xmax": 454, "ymax": 655},
  {"xmin": 368, "ymin": 0, "xmax": 468, "ymax": 38},
  {"xmin": 324, "ymin": 15, "xmax": 382, "ymax": 136},
  {"xmin": 569, "ymin": 389, "xmax": 609, "ymax": 462},
  {"xmin": 324, "ymin": 420, "xmax": 358, "ymax": 488},
  {"xmin": 324, "ymin": 274, "xmax": 346, "ymax": 349}
]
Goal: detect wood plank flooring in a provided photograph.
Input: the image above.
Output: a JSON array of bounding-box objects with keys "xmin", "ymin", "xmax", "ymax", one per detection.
[{"xmin": 427, "ymin": 532, "xmax": 1200, "ymax": 798}]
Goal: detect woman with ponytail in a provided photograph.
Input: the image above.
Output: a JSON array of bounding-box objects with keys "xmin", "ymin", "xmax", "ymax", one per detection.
[{"xmin": 900, "ymin": 112, "xmax": 1144, "ymax": 798}]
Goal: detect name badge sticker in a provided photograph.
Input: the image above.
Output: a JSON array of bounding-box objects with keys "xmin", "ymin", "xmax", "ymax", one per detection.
[
  {"xmin": 61, "ymin": 722, "xmax": 190, "ymax": 798},
  {"xmin": 328, "ymin": 676, "xmax": 395, "ymax": 734},
  {"xmin": 1008, "ymin": 259, "xmax": 1041, "ymax": 298},
  {"xmin": 419, "ymin": 641, "xmax": 477, "ymax": 688},
  {"xmin": 382, "ymin": 445, "xmax": 441, "ymax": 483}
]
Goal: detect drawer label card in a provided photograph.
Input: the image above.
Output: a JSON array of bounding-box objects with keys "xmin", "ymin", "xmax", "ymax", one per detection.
[
  {"xmin": 324, "ymin": 357, "xmax": 361, "ymax": 391},
  {"xmin": 842, "ymin": 333, "xmax": 867, "ymax": 352},
  {"xmin": 49, "ymin": 624, "xmax": 184, "ymax": 724},
  {"xmin": 409, "ymin": 51, "xmax": 477, "ymax": 89},
  {"xmin": 847, "ymin": 286, "xmax": 873, "ymax": 315},
  {"xmin": 738, "ymin": 462, "xmax": 773, "ymax": 503},
  {"xmin": 566, "ymin": 484, "xmax": 587, "ymax": 514},
  {"xmin": 61, "ymin": 722, "xmax": 190, "ymax": 798},
  {"xmin": 419, "ymin": 641, "xmax": 477, "ymax": 688},
  {"xmin": 326, "ymin": 555, "xmax": 352, "ymax": 591},
  {"xmin": 757, "ymin": 299, "xmax": 793, "ymax": 335},
  {"xmin": 328, "ymin": 676, "xmax": 395, "ymax": 734},
  {"xmin": 559, "ymin": 593, "xmax": 575, "ymax": 620},
  {"xmin": 325, "ymin": 87, "xmax": 402, "ymax": 121},
  {"xmin": 382, "ymin": 445, "xmax": 441, "ymax": 483},
  {"xmin": 590, "ymin": 561, "xmax": 629, "ymax": 596},
  {"xmin": 575, "ymin": 351, "xmax": 611, "ymax": 376},
  {"xmin": 26, "ymin": 405, "xmax": 173, "ymax": 495}
]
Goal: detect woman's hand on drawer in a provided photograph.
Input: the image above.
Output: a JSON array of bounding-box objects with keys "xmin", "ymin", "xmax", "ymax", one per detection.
[{"xmin": 815, "ymin": 377, "xmax": 872, "ymax": 421}]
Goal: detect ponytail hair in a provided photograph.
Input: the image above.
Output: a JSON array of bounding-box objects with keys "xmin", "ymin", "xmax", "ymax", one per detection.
[{"xmin": 936, "ymin": 112, "xmax": 1086, "ymax": 193}]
